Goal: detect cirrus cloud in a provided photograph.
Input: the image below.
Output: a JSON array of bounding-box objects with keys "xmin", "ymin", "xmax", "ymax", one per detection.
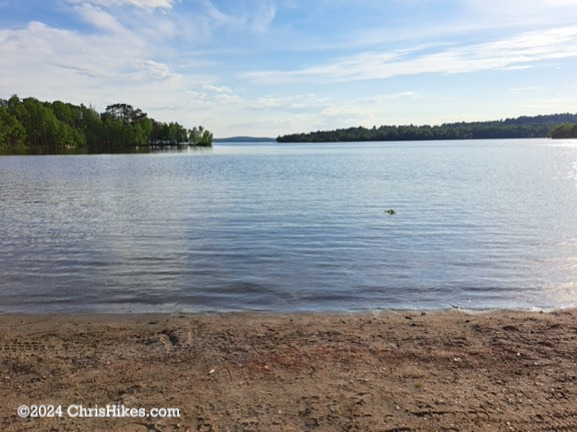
[{"xmin": 243, "ymin": 26, "xmax": 577, "ymax": 84}]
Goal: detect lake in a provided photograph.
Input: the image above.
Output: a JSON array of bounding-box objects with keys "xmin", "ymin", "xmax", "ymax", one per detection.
[{"xmin": 1, "ymin": 139, "xmax": 576, "ymax": 313}]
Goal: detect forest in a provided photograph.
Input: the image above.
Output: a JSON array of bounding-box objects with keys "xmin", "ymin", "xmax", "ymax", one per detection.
[
  {"xmin": 0, "ymin": 95, "xmax": 213, "ymax": 154},
  {"xmin": 549, "ymin": 122, "xmax": 577, "ymax": 139},
  {"xmin": 277, "ymin": 114, "xmax": 577, "ymax": 143}
]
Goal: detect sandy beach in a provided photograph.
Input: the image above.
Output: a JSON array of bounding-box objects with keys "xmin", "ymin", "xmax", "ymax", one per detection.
[{"xmin": 1, "ymin": 308, "xmax": 576, "ymax": 431}]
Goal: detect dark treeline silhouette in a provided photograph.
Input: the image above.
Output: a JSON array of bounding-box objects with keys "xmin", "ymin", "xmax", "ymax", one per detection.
[
  {"xmin": 277, "ymin": 113, "xmax": 577, "ymax": 143},
  {"xmin": 0, "ymin": 95, "xmax": 213, "ymax": 154}
]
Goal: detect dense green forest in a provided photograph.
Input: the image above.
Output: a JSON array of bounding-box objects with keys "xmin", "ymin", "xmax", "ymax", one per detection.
[
  {"xmin": 0, "ymin": 95, "xmax": 213, "ymax": 154},
  {"xmin": 549, "ymin": 122, "xmax": 577, "ymax": 139},
  {"xmin": 277, "ymin": 114, "xmax": 577, "ymax": 143}
]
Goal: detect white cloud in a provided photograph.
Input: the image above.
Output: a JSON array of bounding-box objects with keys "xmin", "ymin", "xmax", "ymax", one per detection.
[
  {"xmin": 244, "ymin": 26, "xmax": 577, "ymax": 84},
  {"xmin": 508, "ymin": 87, "xmax": 542, "ymax": 93},
  {"xmin": 0, "ymin": 17, "xmax": 211, "ymax": 115},
  {"xmin": 203, "ymin": 84, "xmax": 233, "ymax": 94},
  {"xmin": 133, "ymin": 60, "xmax": 176, "ymax": 80},
  {"xmin": 249, "ymin": 93, "xmax": 330, "ymax": 110},
  {"xmin": 194, "ymin": 0, "xmax": 277, "ymax": 34},
  {"xmin": 250, "ymin": 2, "xmax": 276, "ymax": 34},
  {"xmin": 73, "ymin": 3, "xmax": 126, "ymax": 33}
]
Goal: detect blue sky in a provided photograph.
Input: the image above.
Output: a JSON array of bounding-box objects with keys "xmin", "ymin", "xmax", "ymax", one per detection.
[{"xmin": 1, "ymin": 0, "xmax": 577, "ymax": 137}]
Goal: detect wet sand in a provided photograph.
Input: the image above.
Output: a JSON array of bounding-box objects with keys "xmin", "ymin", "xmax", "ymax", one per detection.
[{"xmin": 1, "ymin": 308, "xmax": 576, "ymax": 431}]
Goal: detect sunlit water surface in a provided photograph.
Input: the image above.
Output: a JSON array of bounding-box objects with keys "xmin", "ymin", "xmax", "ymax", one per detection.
[{"xmin": 1, "ymin": 139, "xmax": 577, "ymax": 313}]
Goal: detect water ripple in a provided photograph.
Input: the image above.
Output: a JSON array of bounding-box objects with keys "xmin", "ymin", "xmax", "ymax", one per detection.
[{"xmin": 1, "ymin": 140, "xmax": 577, "ymax": 312}]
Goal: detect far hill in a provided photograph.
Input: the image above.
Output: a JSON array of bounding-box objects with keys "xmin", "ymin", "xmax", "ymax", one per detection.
[
  {"xmin": 277, "ymin": 113, "xmax": 577, "ymax": 143},
  {"xmin": 213, "ymin": 136, "xmax": 276, "ymax": 143}
]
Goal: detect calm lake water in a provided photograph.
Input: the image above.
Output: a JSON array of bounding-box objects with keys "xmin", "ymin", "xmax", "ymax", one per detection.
[{"xmin": 1, "ymin": 139, "xmax": 577, "ymax": 313}]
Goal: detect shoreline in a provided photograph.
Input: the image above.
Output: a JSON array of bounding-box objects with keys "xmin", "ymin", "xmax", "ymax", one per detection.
[
  {"xmin": 0, "ymin": 303, "xmax": 572, "ymax": 316},
  {"xmin": 2, "ymin": 308, "xmax": 576, "ymax": 431}
]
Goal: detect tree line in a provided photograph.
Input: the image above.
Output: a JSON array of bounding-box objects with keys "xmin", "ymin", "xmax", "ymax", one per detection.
[
  {"xmin": 549, "ymin": 123, "xmax": 577, "ymax": 139},
  {"xmin": 276, "ymin": 114, "xmax": 577, "ymax": 143},
  {"xmin": 0, "ymin": 95, "xmax": 213, "ymax": 154}
]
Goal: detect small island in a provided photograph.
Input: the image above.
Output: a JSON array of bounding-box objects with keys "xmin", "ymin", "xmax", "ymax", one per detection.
[
  {"xmin": 277, "ymin": 113, "xmax": 577, "ymax": 143},
  {"xmin": 0, "ymin": 95, "xmax": 213, "ymax": 155}
]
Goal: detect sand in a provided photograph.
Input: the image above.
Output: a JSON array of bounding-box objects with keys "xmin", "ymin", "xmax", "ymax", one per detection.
[{"xmin": 1, "ymin": 308, "xmax": 576, "ymax": 431}]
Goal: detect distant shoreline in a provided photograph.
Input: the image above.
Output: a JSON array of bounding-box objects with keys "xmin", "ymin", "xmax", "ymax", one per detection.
[
  {"xmin": 213, "ymin": 136, "xmax": 276, "ymax": 143},
  {"xmin": 276, "ymin": 113, "xmax": 577, "ymax": 143},
  {"xmin": 0, "ymin": 304, "xmax": 569, "ymax": 315}
]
